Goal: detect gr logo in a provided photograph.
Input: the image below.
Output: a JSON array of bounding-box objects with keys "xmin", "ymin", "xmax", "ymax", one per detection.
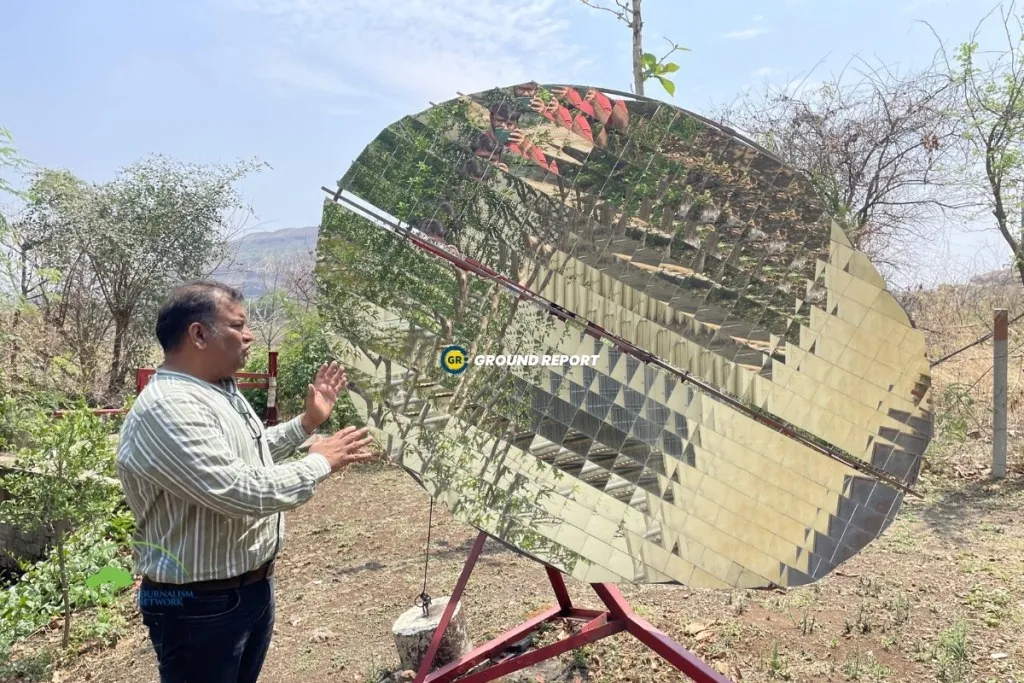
[{"xmin": 440, "ymin": 345, "xmax": 469, "ymax": 375}]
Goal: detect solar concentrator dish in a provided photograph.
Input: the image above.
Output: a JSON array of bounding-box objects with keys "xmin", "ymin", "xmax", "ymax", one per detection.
[{"xmin": 315, "ymin": 83, "xmax": 933, "ymax": 589}]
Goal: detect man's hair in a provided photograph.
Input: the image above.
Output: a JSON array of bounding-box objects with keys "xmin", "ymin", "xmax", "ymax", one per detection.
[
  {"xmin": 459, "ymin": 157, "xmax": 488, "ymax": 180},
  {"xmin": 474, "ymin": 132, "xmax": 501, "ymax": 156},
  {"xmin": 489, "ymin": 103, "xmax": 520, "ymax": 123},
  {"xmin": 155, "ymin": 281, "xmax": 244, "ymax": 352}
]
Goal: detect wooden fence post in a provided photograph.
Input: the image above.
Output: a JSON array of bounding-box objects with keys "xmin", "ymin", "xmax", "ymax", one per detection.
[
  {"xmin": 266, "ymin": 351, "xmax": 279, "ymax": 426},
  {"xmin": 993, "ymin": 308, "xmax": 1008, "ymax": 480}
]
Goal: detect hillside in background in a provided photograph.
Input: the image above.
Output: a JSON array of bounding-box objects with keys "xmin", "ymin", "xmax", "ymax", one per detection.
[{"xmin": 211, "ymin": 225, "xmax": 318, "ymax": 297}]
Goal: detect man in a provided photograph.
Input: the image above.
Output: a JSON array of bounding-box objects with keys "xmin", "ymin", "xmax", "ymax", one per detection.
[{"xmin": 115, "ymin": 281, "xmax": 375, "ymax": 682}]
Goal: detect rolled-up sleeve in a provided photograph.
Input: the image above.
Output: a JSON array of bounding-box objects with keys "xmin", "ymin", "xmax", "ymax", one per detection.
[{"xmin": 121, "ymin": 397, "xmax": 331, "ymax": 518}]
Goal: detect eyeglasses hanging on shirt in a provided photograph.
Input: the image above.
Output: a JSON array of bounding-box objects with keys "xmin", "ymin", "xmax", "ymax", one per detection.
[
  {"xmin": 226, "ymin": 381, "xmax": 282, "ymax": 561},
  {"xmin": 226, "ymin": 384, "xmax": 264, "ymax": 457}
]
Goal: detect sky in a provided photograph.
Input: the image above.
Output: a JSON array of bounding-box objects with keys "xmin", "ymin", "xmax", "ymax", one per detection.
[{"xmin": 1, "ymin": 0, "xmax": 1014, "ymax": 287}]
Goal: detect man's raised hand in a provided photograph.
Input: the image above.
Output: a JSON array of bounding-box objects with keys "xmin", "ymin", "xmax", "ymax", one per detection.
[{"xmin": 311, "ymin": 426, "xmax": 377, "ymax": 473}]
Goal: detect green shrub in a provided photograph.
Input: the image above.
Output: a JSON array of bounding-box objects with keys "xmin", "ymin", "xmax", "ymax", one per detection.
[
  {"xmin": 0, "ymin": 406, "xmax": 127, "ymax": 648},
  {"xmin": 936, "ymin": 383, "xmax": 975, "ymax": 443},
  {"xmin": 0, "ymin": 511, "xmax": 133, "ymax": 651}
]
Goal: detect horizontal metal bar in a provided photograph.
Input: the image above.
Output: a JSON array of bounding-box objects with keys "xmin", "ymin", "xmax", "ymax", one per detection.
[
  {"xmin": 440, "ymin": 620, "xmax": 625, "ymax": 683},
  {"xmin": 50, "ymin": 409, "xmax": 126, "ymax": 417}
]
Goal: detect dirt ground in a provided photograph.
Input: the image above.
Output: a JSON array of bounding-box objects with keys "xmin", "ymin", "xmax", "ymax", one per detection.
[{"xmin": 30, "ymin": 438, "xmax": 1023, "ymax": 683}]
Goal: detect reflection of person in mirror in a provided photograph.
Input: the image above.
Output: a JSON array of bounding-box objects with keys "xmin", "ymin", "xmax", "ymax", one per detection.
[
  {"xmin": 474, "ymin": 130, "xmax": 572, "ymax": 191},
  {"xmin": 550, "ymin": 86, "xmax": 629, "ymax": 135},
  {"xmin": 472, "ymin": 133, "xmax": 509, "ymax": 173},
  {"xmin": 489, "ymin": 103, "xmax": 560, "ymax": 175},
  {"xmin": 460, "ymin": 156, "xmax": 491, "ymax": 181},
  {"xmin": 413, "ymin": 215, "xmax": 464, "ymax": 257},
  {"xmin": 512, "ymin": 81, "xmax": 595, "ymax": 144}
]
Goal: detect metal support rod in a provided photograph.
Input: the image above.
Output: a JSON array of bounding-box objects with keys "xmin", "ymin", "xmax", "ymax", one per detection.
[{"xmin": 993, "ymin": 308, "xmax": 1008, "ymax": 480}]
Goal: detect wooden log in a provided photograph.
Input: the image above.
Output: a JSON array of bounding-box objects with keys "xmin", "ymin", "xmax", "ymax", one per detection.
[{"xmin": 392, "ymin": 596, "xmax": 472, "ymax": 673}]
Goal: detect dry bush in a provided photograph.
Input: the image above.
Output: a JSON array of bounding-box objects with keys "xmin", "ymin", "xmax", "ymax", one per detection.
[{"xmin": 0, "ymin": 303, "xmax": 115, "ymax": 406}]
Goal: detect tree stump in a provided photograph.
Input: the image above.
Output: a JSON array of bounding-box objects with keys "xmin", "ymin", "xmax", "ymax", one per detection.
[{"xmin": 392, "ymin": 596, "xmax": 472, "ymax": 673}]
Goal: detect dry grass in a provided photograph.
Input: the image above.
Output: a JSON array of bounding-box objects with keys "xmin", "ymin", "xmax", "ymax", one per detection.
[{"xmin": 42, "ymin": 461, "xmax": 1024, "ymax": 683}]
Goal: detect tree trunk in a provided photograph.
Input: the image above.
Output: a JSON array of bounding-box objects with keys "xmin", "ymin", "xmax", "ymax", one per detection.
[
  {"xmin": 9, "ymin": 306, "xmax": 20, "ymax": 369},
  {"xmin": 56, "ymin": 530, "xmax": 71, "ymax": 649},
  {"xmin": 632, "ymin": 0, "xmax": 644, "ymax": 96},
  {"xmin": 392, "ymin": 596, "xmax": 471, "ymax": 673},
  {"xmin": 107, "ymin": 313, "xmax": 129, "ymax": 396}
]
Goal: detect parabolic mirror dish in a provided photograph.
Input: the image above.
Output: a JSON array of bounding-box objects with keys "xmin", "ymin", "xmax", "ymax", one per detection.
[{"xmin": 315, "ymin": 82, "xmax": 933, "ymax": 589}]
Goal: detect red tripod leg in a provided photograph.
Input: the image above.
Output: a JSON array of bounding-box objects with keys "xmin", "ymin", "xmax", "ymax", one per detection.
[
  {"xmin": 544, "ymin": 565, "xmax": 573, "ymax": 612},
  {"xmin": 414, "ymin": 531, "xmax": 488, "ymax": 683},
  {"xmin": 592, "ymin": 583, "xmax": 732, "ymax": 683}
]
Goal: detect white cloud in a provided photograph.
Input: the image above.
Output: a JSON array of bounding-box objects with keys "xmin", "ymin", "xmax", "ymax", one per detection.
[
  {"xmin": 752, "ymin": 15, "xmax": 765, "ymax": 22},
  {"xmin": 722, "ymin": 27, "xmax": 769, "ymax": 40},
  {"xmin": 753, "ymin": 66, "xmax": 776, "ymax": 77},
  {"xmin": 214, "ymin": 0, "xmax": 590, "ymax": 101}
]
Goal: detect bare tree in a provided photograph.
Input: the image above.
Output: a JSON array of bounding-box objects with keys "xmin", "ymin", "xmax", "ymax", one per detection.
[
  {"xmin": 248, "ymin": 254, "xmax": 296, "ymax": 348},
  {"xmin": 244, "ymin": 248, "xmax": 318, "ymax": 348},
  {"xmin": 931, "ymin": 3, "xmax": 1024, "ymax": 287},
  {"xmin": 715, "ymin": 56, "xmax": 976, "ymax": 276},
  {"xmin": 245, "ymin": 290, "xmax": 290, "ymax": 349},
  {"xmin": 579, "ymin": 0, "xmax": 687, "ymax": 96},
  {"xmin": 276, "ymin": 248, "xmax": 317, "ymax": 309}
]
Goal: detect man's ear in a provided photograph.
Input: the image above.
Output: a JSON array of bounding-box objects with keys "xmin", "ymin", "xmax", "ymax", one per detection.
[{"xmin": 187, "ymin": 322, "xmax": 209, "ymax": 350}]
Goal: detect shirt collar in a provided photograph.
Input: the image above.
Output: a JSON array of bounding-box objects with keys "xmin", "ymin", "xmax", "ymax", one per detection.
[{"xmin": 155, "ymin": 366, "xmax": 238, "ymax": 396}]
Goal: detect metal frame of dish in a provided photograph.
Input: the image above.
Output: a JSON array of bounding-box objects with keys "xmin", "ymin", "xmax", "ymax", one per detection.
[{"xmin": 414, "ymin": 532, "xmax": 731, "ymax": 683}]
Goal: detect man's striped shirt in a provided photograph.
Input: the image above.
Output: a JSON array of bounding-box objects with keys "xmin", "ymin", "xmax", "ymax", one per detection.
[{"xmin": 115, "ymin": 367, "xmax": 332, "ymax": 583}]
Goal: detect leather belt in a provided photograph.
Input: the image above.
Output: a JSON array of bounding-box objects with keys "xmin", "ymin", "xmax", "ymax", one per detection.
[{"xmin": 142, "ymin": 560, "xmax": 275, "ymax": 592}]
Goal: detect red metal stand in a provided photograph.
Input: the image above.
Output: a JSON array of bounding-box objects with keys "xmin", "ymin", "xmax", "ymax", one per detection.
[{"xmin": 414, "ymin": 531, "xmax": 732, "ymax": 683}]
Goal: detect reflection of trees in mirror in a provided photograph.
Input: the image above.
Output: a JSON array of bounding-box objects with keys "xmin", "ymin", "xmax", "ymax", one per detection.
[
  {"xmin": 417, "ymin": 426, "xmax": 583, "ymax": 575},
  {"xmin": 341, "ymin": 89, "xmax": 862, "ymax": 396},
  {"xmin": 318, "ymin": 195, "xmax": 673, "ymax": 532},
  {"xmin": 344, "ymin": 93, "xmax": 810, "ymax": 389},
  {"xmin": 336, "ymin": 114, "xmax": 582, "ymax": 324},
  {"xmin": 316, "ymin": 199, "xmax": 568, "ymax": 448},
  {"xmin": 444, "ymin": 90, "xmax": 826, "ymax": 362}
]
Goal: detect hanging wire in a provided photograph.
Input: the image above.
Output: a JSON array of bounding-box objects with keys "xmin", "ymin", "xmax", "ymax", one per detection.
[{"xmin": 414, "ymin": 497, "xmax": 434, "ymax": 617}]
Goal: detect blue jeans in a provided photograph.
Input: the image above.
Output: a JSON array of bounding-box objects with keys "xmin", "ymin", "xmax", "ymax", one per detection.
[{"xmin": 138, "ymin": 578, "xmax": 275, "ymax": 682}]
